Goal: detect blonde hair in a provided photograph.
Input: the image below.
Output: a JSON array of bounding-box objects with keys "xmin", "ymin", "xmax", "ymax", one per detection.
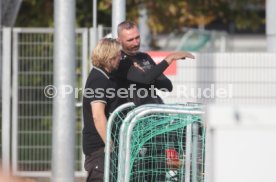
[{"xmin": 92, "ymin": 38, "xmax": 121, "ymax": 69}]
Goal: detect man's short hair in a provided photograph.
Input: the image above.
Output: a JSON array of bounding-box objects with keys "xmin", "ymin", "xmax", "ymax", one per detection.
[{"xmin": 117, "ymin": 20, "xmax": 137, "ymax": 36}]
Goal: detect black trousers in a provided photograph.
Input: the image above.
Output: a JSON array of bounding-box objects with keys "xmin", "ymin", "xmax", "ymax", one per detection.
[{"xmin": 84, "ymin": 147, "xmax": 105, "ymax": 182}]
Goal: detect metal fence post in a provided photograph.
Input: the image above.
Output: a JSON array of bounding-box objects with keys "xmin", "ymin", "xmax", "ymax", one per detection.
[
  {"xmin": 97, "ymin": 24, "xmax": 103, "ymax": 39},
  {"xmin": 185, "ymin": 124, "xmax": 192, "ymax": 182},
  {"xmin": 12, "ymin": 28, "xmax": 19, "ymax": 174},
  {"xmin": 112, "ymin": 0, "xmax": 125, "ymax": 38},
  {"xmin": 192, "ymin": 122, "xmax": 199, "ymax": 182},
  {"xmin": 80, "ymin": 28, "xmax": 89, "ymax": 174},
  {"xmin": 266, "ymin": 0, "xmax": 276, "ymax": 52},
  {"xmin": 52, "ymin": 0, "xmax": 76, "ymax": 182},
  {"xmin": 1, "ymin": 27, "xmax": 12, "ymax": 174}
]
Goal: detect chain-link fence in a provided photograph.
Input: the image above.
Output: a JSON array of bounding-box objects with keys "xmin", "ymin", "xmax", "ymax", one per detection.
[
  {"xmin": 10, "ymin": 28, "xmax": 88, "ymax": 177},
  {"xmin": 0, "ymin": 28, "xmax": 2, "ymax": 162},
  {"xmin": 0, "ymin": 27, "xmax": 114, "ymax": 178}
]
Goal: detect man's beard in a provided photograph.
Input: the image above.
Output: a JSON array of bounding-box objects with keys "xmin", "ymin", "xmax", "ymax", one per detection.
[
  {"xmin": 128, "ymin": 45, "xmax": 140, "ymax": 54},
  {"xmin": 132, "ymin": 45, "xmax": 140, "ymax": 51}
]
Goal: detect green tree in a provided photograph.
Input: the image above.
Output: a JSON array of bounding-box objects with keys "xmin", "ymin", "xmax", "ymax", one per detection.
[
  {"xmin": 15, "ymin": 0, "xmax": 54, "ymax": 27},
  {"xmin": 16, "ymin": 0, "xmax": 265, "ymax": 33},
  {"xmin": 15, "ymin": 0, "xmax": 111, "ymax": 27},
  {"xmin": 99, "ymin": 0, "xmax": 265, "ymax": 34}
]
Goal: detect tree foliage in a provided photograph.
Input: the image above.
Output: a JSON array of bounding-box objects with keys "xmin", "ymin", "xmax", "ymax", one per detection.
[
  {"xmin": 16, "ymin": 0, "xmax": 54, "ymax": 27},
  {"xmin": 15, "ymin": 0, "xmax": 265, "ymax": 33},
  {"xmin": 120, "ymin": 0, "xmax": 265, "ymax": 34},
  {"xmin": 15, "ymin": 0, "xmax": 112, "ymax": 27}
]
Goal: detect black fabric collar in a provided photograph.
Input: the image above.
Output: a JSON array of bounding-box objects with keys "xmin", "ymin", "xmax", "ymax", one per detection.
[{"xmin": 93, "ymin": 66, "xmax": 110, "ymax": 79}]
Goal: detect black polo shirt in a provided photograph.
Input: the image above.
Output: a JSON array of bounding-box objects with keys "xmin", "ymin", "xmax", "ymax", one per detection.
[
  {"xmin": 112, "ymin": 51, "xmax": 173, "ymax": 105},
  {"xmin": 82, "ymin": 66, "xmax": 119, "ymax": 155}
]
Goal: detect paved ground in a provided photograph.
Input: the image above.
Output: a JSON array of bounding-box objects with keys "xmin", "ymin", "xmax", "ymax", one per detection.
[{"xmin": 20, "ymin": 177, "xmax": 86, "ymax": 182}]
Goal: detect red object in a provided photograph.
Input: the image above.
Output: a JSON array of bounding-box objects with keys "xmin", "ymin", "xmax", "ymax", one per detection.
[
  {"xmin": 147, "ymin": 51, "xmax": 177, "ymax": 75},
  {"xmin": 166, "ymin": 148, "xmax": 179, "ymax": 160}
]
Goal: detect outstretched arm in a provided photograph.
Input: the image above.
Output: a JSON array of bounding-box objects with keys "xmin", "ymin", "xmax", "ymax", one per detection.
[
  {"xmin": 154, "ymin": 74, "xmax": 173, "ymax": 91},
  {"xmin": 126, "ymin": 60, "xmax": 169, "ymax": 84},
  {"xmin": 125, "ymin": 51, "xmax": 195, "ymax": 84}
]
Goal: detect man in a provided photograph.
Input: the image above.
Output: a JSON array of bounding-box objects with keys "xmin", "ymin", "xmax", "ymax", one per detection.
[
  {"xmin": 113, "ymin": 20, "xmax": 195, "ymax": 105},
  {"xmin": 113, "ymin": 20, "xmax": 195, "ymax": 181},
  {"xmin": 82, "ymin": 38, "xmax": 121, "ymax": 182}
]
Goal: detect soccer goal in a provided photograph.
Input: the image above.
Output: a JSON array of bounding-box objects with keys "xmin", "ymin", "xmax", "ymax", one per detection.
[
  {"xmin": 104, "ymin": 102, "xmax": 135, "ymax": 182},
  {"xmin": 106, "ymin": 103, "xmax": 205, "ymax": 182}
]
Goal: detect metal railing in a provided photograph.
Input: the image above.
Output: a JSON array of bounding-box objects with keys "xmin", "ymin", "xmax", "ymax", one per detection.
[{"xmin": 104, "ymin": 103, "xmax": 205, "ymax": 182}]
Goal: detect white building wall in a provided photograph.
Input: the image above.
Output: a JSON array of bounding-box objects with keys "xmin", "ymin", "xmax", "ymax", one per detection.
[{"xmin": 161, "ymin": 53, "xmax": 276, "ymax": 105}]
